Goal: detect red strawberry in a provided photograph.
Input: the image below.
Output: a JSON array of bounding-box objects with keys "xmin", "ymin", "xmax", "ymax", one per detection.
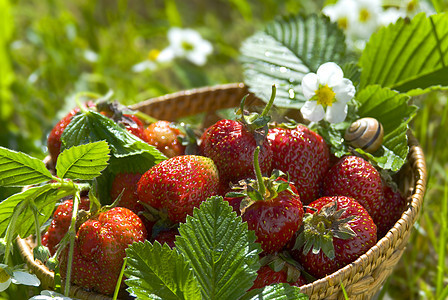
[
  {"xmin": 110, "ymin": 172, "xmax": 143, "ymax": 214},
  {"xmin": 59, "ymin": 207, "xmax": 147, "ymax": 295},
  {"xmin": 200, "ymin": 119, "xmax": 273, "ymax": 183},
  {"xmin": 152, "ymin": 228, "xmax": 179, "ymax": 248},
  {"xmin": 199, "ymin": 91, "xmax": 277, "ymax": 184},
  {"xmin": 267, "ymin": 124, "xmax": 330, "ymax": 204},
  {"xmin": 321, "ymin": 155, "xmax": 385, "ymax": 224},
  {"xmin": 42, "ymin": 196, "xmax": 90, "ymax": 255},
  {"xmin": 233, "ymin": 148, "xmax": 304, "ymax": 254},
  {"xmin": 376, "ymin": 185, "xmax": 407, "ymax": 238},
  {"xmin": 136, "ymin": 155, "xmax": 220, "ymax": 223},
  {"xmin": 291, "ymin": 196, "xmax": 377, "ymax": 278},
  {"xmin": 144, "ymin": 120, "xmax": 186, "ymax": 158},
  {"xmin": 120, "ymin": 114, "xmax": 149, "ymax": 142},
  {"xmin": 250, "ymin": 265, "xmax": 307, "ymax": 290}
]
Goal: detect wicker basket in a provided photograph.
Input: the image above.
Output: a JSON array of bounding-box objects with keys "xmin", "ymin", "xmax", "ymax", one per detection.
[{"xmin": 18, "ymin": 83, "xmax": 427, "ymax": 300}]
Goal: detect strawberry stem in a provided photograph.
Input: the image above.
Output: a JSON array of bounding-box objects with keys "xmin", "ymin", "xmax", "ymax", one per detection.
[
  {"xmin": 253, "ymin": 147, "xmax": 266, "ymax": 196},
  {"xmin": 260, "ymin": 84, "xmax": 276, "ymax": 118},
  {"xmin": 64, "ymin": 189, "xmax": 82, "ymax": 297}
]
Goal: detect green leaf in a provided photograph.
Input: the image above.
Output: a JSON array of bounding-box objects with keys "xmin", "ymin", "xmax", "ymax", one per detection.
[
  {"xmin": 175, "ymin": 196, "xmax": 261, "ymax": 300},
  {"xmin": 354, "ymin": 85, "xmax": 417, "ymax": 171},
  {"xmin": 360, "ymin": 13, "xmax": 448, "ymax": 94},
  {"xmin": 61, "ymin": 111, "xmax": 166, "ymax": 173},
  {"xmin": 0, "ymin": 185, "xmax": 72, "ymax": 238},
  {"xmin": 125, "ymin": 241, "xmax": 201, "ymax": 300},
  {"xmin": 56, "ymin": 141, "xmax": 110, "ymax": 180},
  {"xmin": 240, "ymin": 14, "xmax": 349, "ymax": 108},
  {"xmin": 240, "ymin": 283, "xmax": 308, "ymax": 300},
  {"xmin": 0, "ymin": 146, "xmax": 54, "ymax": 187}
]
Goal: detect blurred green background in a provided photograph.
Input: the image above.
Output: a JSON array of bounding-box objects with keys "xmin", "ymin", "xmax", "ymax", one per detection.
[{"xmin": 1, "ymin": 0, "xmax": 447, "ymax": 299}]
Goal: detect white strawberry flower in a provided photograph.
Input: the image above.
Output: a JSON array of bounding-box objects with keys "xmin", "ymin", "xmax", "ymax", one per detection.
[
  {"xmin": 29, "ymin": 290, "xmax": 74, "ymax": 300},
  {"xmin": 132, "ymin": 49, "xmax": 164, "ymax": 72},
  {"xmin": 0, "ymin": 266, "xmax": 41, "ymax": 292},
  {"xmin": 300, "ymin": 62, "xmax": 355, "ymax": 124},
  {"xmin": 158, "ymin": 27, "xmax": 213, "ymax": 66}
]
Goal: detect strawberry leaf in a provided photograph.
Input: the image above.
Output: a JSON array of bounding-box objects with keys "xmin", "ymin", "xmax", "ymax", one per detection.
[
  {"xmin": 125, "ymin": 241, "xmax": 201, "ymax": 300},
  {"xmin": 175, "ymin": 196, "xmax": 261, "ymax": 300},
  {"xmin": 360, "ymin": 13, "xmax": 448, "ymax": 95},
  {"xmin": 354, "ymin": 85, "xmax": 417, "ymax": 171},
  {"xmin": 240, "ymin": 283, "xmax": 308, "ymax": 300},
  {"xmin": 56, "ymin": 141, "xmax": 110, "ymax": 180},
  {"xmin": 61, "ymin": 110, "xmax": 166, "ymax": 173},
  {"xmin": 0, "ymin": 146, "xmax": 54, "ymax": 187},
  {"xmin": 0, "ymin": 185, "xmax": 73, "ymax": 238},
  {"xmin": 240, "ymin": 14, "xmax": 350, "ymax": 108}
]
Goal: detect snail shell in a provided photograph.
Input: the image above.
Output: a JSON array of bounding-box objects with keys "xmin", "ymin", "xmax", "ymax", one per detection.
[{"xmin": 344, "ymin": 117, "xmax": 384, "ymax": 153}]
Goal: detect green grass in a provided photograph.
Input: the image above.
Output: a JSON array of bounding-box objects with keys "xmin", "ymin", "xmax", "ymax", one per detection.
[{"xmin": 1, "ymin": 0, "xmax": 447, "ymax": 299}]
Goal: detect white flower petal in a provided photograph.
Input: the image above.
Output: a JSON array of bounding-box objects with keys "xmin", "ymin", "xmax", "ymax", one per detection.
[
  {"xmin": 326, "ymin": 102, "xmax": 348, "ymax": 123},
  {"xmin": 316, "ymin": 62, "xmax": 344, "ymax": 86},
  {"xmin": 157, "ymin": 47, "xmax": 176, "ymax": 63},
  {"xmin": 332, "ymin": 78, "xmax": 355, "ymax": 104},
  {"xmin": 11, "ymin": 271, "xmax": 40, "ymax": 287},
  {"xmin": 131, "ymin": 61, "xmax": 156, "ymax": 72},
  {"xmin": 0, "ymin": 277, "xmax": 11, "ymax": 292},
  {"xmin": 301, "ymin": 101, "xmax": 325, "ymax": 122},
  {"xmin": 301, "ymin": 73, "xmax": 319, "ymax": 100}
]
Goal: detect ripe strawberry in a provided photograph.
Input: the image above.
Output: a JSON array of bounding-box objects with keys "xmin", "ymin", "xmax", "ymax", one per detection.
[
  {"xmin": 376, "ymin": 185, "xmax": 407, "ymax": 238},
  {"xmin": 267, "ymin": 124, "xmax": 330, "ymax": 204},
  {"xmin": 152, "ymin": 228, "xmax": 179, "ymax": 248},
  {"xmin": 199, "ymin": 91, "xmax": 277, "ymax": 183},
  {"xmin": 232, "ymin": 147, "xmax": 304, "ymax": 254},
  {"xmin": 136, "ymin": 155, "xmax": 220, "ymax": 223},
  {"xmin": 42, "ymin": 196, "xmax": 90, "ymax": 255},
  {"xmin": 47, "ymin": 107, "xmax": 83, "ymax": 162},
  {"xmin": 59, "ymin": 207, "xmax": 147, "ymax": 295},
  {"xmin": 321, "ymin": 155, "xmax": 385, "ymax": 225},
  {"xmin": 200, "ymin": 119, "xmax": 273, "ymax": 183},
  {"xmin": 110, "ymin": 172, "xmax": 144, "ymax": 214},
  {"xmin": 144, "ymin": 120, "xmax": 186, "ymax": 158},
  {"xmin": 250, "ymin": 265, "xmax": 307, "ymax": 290},
  {"xmin": 291, "ymin": 196, "xmax": 377, "ymax": 278},
  {"xmin": 120, "ymin": 114, "xmax": 149, "ymax": 142}
]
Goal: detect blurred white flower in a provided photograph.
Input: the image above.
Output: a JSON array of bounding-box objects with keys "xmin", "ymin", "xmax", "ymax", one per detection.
[
  {"xmin": 323, "ymin": 0, "xmax": 357, "ymax": 32},
  {"xmin": 132, "ymin": 49, "xmax": 163, "ymax": 73},
  {"xmin": 0, "ymin": 267, "xmax": 40, "ymax": 292},
  {"xmin": 301, "ymin": 62, "xmax": 355, "ymax": 124},
  {"xmin": 402, "ymin": 0, "xmax": 435, "ymax": 17},
  {"xmin": 347, "ymin": 0, "xmax": 382, "ymax": 40},
  {"xmin": 29, "ymin": 290, "xmax": 75, "ymax": 300},
  {"xmin": 378, "ymin": 7, "xmax": 406, "ymax": 26},
  {"xmin": 83, "ymin": 49, "xmax": 98, "ymax": 63},
  {"xmin": 159, "ymin": 27, "xmax": 213, "ymax": 66}
]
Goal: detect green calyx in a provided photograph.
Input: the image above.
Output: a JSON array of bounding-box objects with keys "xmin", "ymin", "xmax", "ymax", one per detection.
[
  {"xmin": 236, "ymin": 85, "xmax": 276, "ymax": 145},
  {"xmin": 227, "ymin": 147, "xmax": 296, "ymax": 213},
  {"xmin": 293, "ymin": 200, "xmax": 356, "ymax": 260}
]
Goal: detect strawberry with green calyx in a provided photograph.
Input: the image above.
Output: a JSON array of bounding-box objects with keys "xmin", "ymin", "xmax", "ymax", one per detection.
[
  {"xmin": 234, "ymin": 147, "xmax": 304, "ymax": 254},
  {"xmin": 59, "ymin": 207, "xmax": 147, "ymax": 295},
  {"xmin": 292, "ymin": 196, "xmax": 377, "ymax": 279},
  {"xmin": 267, "ymin": 121, "xmax": 330, "ymax": 205},
  {"xmin": 136, "ymin": 155, "xmax": 220, "ymax": 223},
  {"xmin": 250, "ymin": 254, "xmax": 307, "ymax": 290},
  {"xmin": 321, "ymin": 155, "xmax": 385, "ymax": 226},
  {"xmin": 199, "ymin": 85, "xmax": 277, "ymax": 183}
]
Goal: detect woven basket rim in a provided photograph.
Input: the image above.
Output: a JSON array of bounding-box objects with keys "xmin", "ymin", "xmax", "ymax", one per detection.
[{"xmin": 17, "ymin": 83, "xmax": 427, "ymax": 299}]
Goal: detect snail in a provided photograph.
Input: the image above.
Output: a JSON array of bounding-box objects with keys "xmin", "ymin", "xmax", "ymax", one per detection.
[{"xmin": 344, "ymin": 117, "xmax": 384, "ymax": 153}]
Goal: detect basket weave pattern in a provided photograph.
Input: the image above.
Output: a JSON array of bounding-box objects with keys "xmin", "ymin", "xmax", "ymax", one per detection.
[{"xmin": 18, "ymin": 83, "xmax": 427, "ymax": 300}]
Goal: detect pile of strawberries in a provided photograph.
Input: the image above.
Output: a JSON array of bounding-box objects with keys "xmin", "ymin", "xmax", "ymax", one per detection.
[{"xmin": 42, "ymin": 97, "xmax": 407, "ymax": 295}]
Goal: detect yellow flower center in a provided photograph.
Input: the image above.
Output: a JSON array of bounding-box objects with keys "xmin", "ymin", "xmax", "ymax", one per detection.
[
  {"xmin": 0, "ymin": 268, "xmax": 10, "ymax": 284},
  {"xmin": 315, "ymin": 84, "xmax": 336, "ymax": 107},
  {"xmin": 407, "ymin": 0, "xmax": 417, "ymax": 13},
  {"xmin": 337, "ymin": 17, "xmax": 348, "ymax": 30},
  {"xmin": 181, "ymin": 41, "xmax": 194, "ymax": 51},
  {"xmin": 359, "ymin": 8, "xmax": 370, "ymax": 23},
  {"xmin": 147, "ymin": 49, "xmax": 160, "ymax": 61}
]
